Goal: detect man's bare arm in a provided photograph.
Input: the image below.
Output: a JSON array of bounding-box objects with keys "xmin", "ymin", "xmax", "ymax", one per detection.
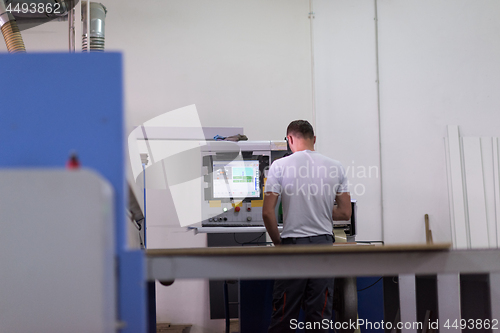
[
  {"xmin": 332, "ymin": 192, "xmax": 352, "ymax": 221},
  {"xmin": 262, "ymin": 192, "xmax": 281, "ymax": 245}
]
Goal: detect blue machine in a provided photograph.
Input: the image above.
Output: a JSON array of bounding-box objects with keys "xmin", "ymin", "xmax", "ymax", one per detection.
[{"xmin": 0, "ymin": 53, "xmax": 147, "ymax": 333}]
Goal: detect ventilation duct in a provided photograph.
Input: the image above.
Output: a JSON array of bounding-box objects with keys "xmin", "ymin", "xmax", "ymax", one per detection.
[{"xmin": 82, "ymin": 2, "xmax": 106, "ymax": 52}]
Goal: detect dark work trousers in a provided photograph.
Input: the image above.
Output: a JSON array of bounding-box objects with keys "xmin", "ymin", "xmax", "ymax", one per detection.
[{"xmin": 268, "ymin": 234, "xmax": 334, "ymax": 333}]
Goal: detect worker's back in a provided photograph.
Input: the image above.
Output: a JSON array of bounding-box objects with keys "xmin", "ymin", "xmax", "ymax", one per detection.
[{"xmin": 265, "ymin": 150, "xmax": 348, "ymax": 238}]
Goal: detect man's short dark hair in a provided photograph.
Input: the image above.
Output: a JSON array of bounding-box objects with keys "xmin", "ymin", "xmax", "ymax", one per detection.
[{"xmin": 286, "ymin": 120, "xmax": 314, "ymax": 140}]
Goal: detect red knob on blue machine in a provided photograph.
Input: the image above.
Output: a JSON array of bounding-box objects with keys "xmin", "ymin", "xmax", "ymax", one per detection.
[{"xmin": 66, "ymin": 152, "xmax": 80, "ymax": 169}]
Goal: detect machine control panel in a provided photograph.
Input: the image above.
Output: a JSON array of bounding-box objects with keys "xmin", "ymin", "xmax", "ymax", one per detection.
[
  {"xmin": 203, "ymin": 200, "xmax": 265, "ymax": 226},
  {"xmin": 201, "ymin": 140, "xmax": 289, "ymax": 227}
]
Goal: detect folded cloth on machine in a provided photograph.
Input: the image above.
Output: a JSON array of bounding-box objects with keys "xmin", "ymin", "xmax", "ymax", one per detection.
[
  {"xmin": 213, "ymin": 134, "xmax": 248, "ymax": 141},
  {"xmin": 225, "ymin": 134, "xmax": 248, "ymax": 141}
]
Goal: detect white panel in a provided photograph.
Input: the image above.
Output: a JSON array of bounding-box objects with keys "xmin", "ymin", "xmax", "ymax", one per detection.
[
  {"xmin": 480, "ymin": 137, "xmax": 497, "ymax": 247},
  {"xmin": 437, "ymin": 274, "xmax": 461, "ymax": 332},
  {"xmin": 447, "ymin": 125, "xmax": 468, "ymax": 248},
  {"xmin": 491, "ymin": 273, "xmax": 500, "ymax": 323},
  {"xmin": 462, "ymin": 137, "xmax": 489, "ymax": 248},
  {"xmin": 399, "ymin": 274, "xmax": 417, "ymax": 333},
  {"xmin": 444, "ymin": 137, "xmax": 457, "ymax": 247},
  {"xmin": 494, "ymin": 138, "xmax": 500, "ymax": 247},
  {"xmin": 377, "ymin": 0, "xmax": 500, "ymax": 245},
  {"xmin": 313, "ymin": 0, "xmax": 382, "ymax": 241},
  {"xmin": 0, "ymin": 170, "xmax": 116, "ymax": 332}
]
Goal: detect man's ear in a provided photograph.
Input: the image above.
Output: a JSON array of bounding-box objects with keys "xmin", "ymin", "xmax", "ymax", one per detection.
[
  {"xmin": 288, "ymin": 135, "xmax": 294, "ymax": 145},
  {"xmin": 313, "ymin": 136, "xmax": 316, "ymax": 144}
]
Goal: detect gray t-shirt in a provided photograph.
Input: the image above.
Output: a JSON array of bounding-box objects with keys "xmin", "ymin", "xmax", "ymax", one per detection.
[{"xmin": 265, "ymin": 150, "xmax": 348, "ymax": 238}]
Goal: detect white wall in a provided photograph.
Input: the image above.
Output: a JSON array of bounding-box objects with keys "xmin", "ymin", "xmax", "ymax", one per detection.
[
  {"xmin": 313, "ymin": 0, "xmax": 382, "ymax": 242},
  {"xmin": 312, "ymin": 0, "xmax": 500, "ymax": 244},
  {"xmin": 106, "ymin": 0, "xmax": 313, "ymax": 141},
  {"xmin": 376, "ymin": 0, "xmax": 500, "ymax": 244}
]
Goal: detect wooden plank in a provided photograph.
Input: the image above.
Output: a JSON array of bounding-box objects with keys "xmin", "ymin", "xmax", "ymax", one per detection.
[
  {"xmin": 425, "ymin": 214, "xmax": 433, "ymax": 244},
  {"xmin": 463, "ymin": 137, "xmax": 489, "ymax": 248},
  {"xmin": 447, "ymin": 125, "xmax": 468, "ymax": 248},
  {"xmin": 147, "ymin": 248, "xmax": 500, "ymax": 281},
  {"xmin": 494, "ymin": 138, "xmax": 500, "ymax": 249},
  {"xmin": 146, "ymin": 243, "xmax": 451, "ymax": 257},
  {"xmin": 445, "ymin": 137, "xmax": 457, "ymax": 247},
  {"xmin": 481, "ymin": 137, "xmax": 497, "ymax": 247}
]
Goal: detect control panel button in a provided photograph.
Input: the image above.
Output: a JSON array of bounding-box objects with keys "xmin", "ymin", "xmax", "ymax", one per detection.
[
  {"xmin": 247, "ymin": 216, "xmax": 252, "ymax": 221},
  {"xmin": 247, "ymin": 207, "xmax": 251, "ymax": 212},
  {"xmin": 235, "ymin": 206, "xmax": 240, "ymax": 212}
]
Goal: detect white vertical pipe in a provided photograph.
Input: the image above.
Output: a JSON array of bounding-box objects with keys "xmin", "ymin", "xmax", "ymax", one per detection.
[
  {"xmin": 86, "ymin": 0, "xmax": 90, "ymax": 51},
  {"xmin": 374, "ymin": 0, "xmax": 385, "ymax": 242},
  {"xmin": 68, "ymin": 6, "xmax": 74, "ymax": 52},
  {"xmin": 74, "ymin": 0, "xmax": 82, "ymax": 52},
  {"xmin": 309, "ymin": 0, "xmax": 316, "ymax": 129}
]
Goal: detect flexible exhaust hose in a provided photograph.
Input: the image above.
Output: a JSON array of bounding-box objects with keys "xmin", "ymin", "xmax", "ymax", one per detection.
[
  {"xmin": 0, "ymin": 0, "xmax": 26, "ymax": 53},
  {"xmin": 1, "ymin": 20, "xmax": 26, "ymax": 53}
]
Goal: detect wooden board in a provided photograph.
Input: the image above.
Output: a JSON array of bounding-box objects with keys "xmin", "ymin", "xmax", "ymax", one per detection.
[
  {"xmin": 463, "ymin": 137, "xmax": 489, "ymax": 248},
  {"xmin": 146, "ymin": 243, "xmax": 452, "ymax": 257}
]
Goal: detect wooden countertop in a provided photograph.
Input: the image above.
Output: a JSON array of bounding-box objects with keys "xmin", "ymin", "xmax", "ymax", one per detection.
[{"xmin": 146, "ymin": 243, "xmax": 452, "ymax": 257}]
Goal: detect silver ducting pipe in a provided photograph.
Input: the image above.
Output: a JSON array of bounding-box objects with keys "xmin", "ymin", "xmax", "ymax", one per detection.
[
  {"xmin": 82, "ymin": 2, "xmax": 106, "ymax": 52},
  {"xmin": 0, "ymin": 0, "xmax": 26, "ymax": 52}
]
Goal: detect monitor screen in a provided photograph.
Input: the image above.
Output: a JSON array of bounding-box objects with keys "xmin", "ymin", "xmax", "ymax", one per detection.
[{"xmin": 212, "ymin": 160, "xmax": 260, "ymax": 198}]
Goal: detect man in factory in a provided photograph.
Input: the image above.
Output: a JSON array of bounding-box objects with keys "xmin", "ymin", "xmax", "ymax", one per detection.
[{"xmin": 263, "ymin": 120, "xmax": 352, "ymax": 332}]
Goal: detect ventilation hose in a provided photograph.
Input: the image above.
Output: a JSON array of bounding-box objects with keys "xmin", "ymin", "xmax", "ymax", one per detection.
[{"xmin": 0, "ymin": 1, "xmax": 26, "ymax": 53}]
